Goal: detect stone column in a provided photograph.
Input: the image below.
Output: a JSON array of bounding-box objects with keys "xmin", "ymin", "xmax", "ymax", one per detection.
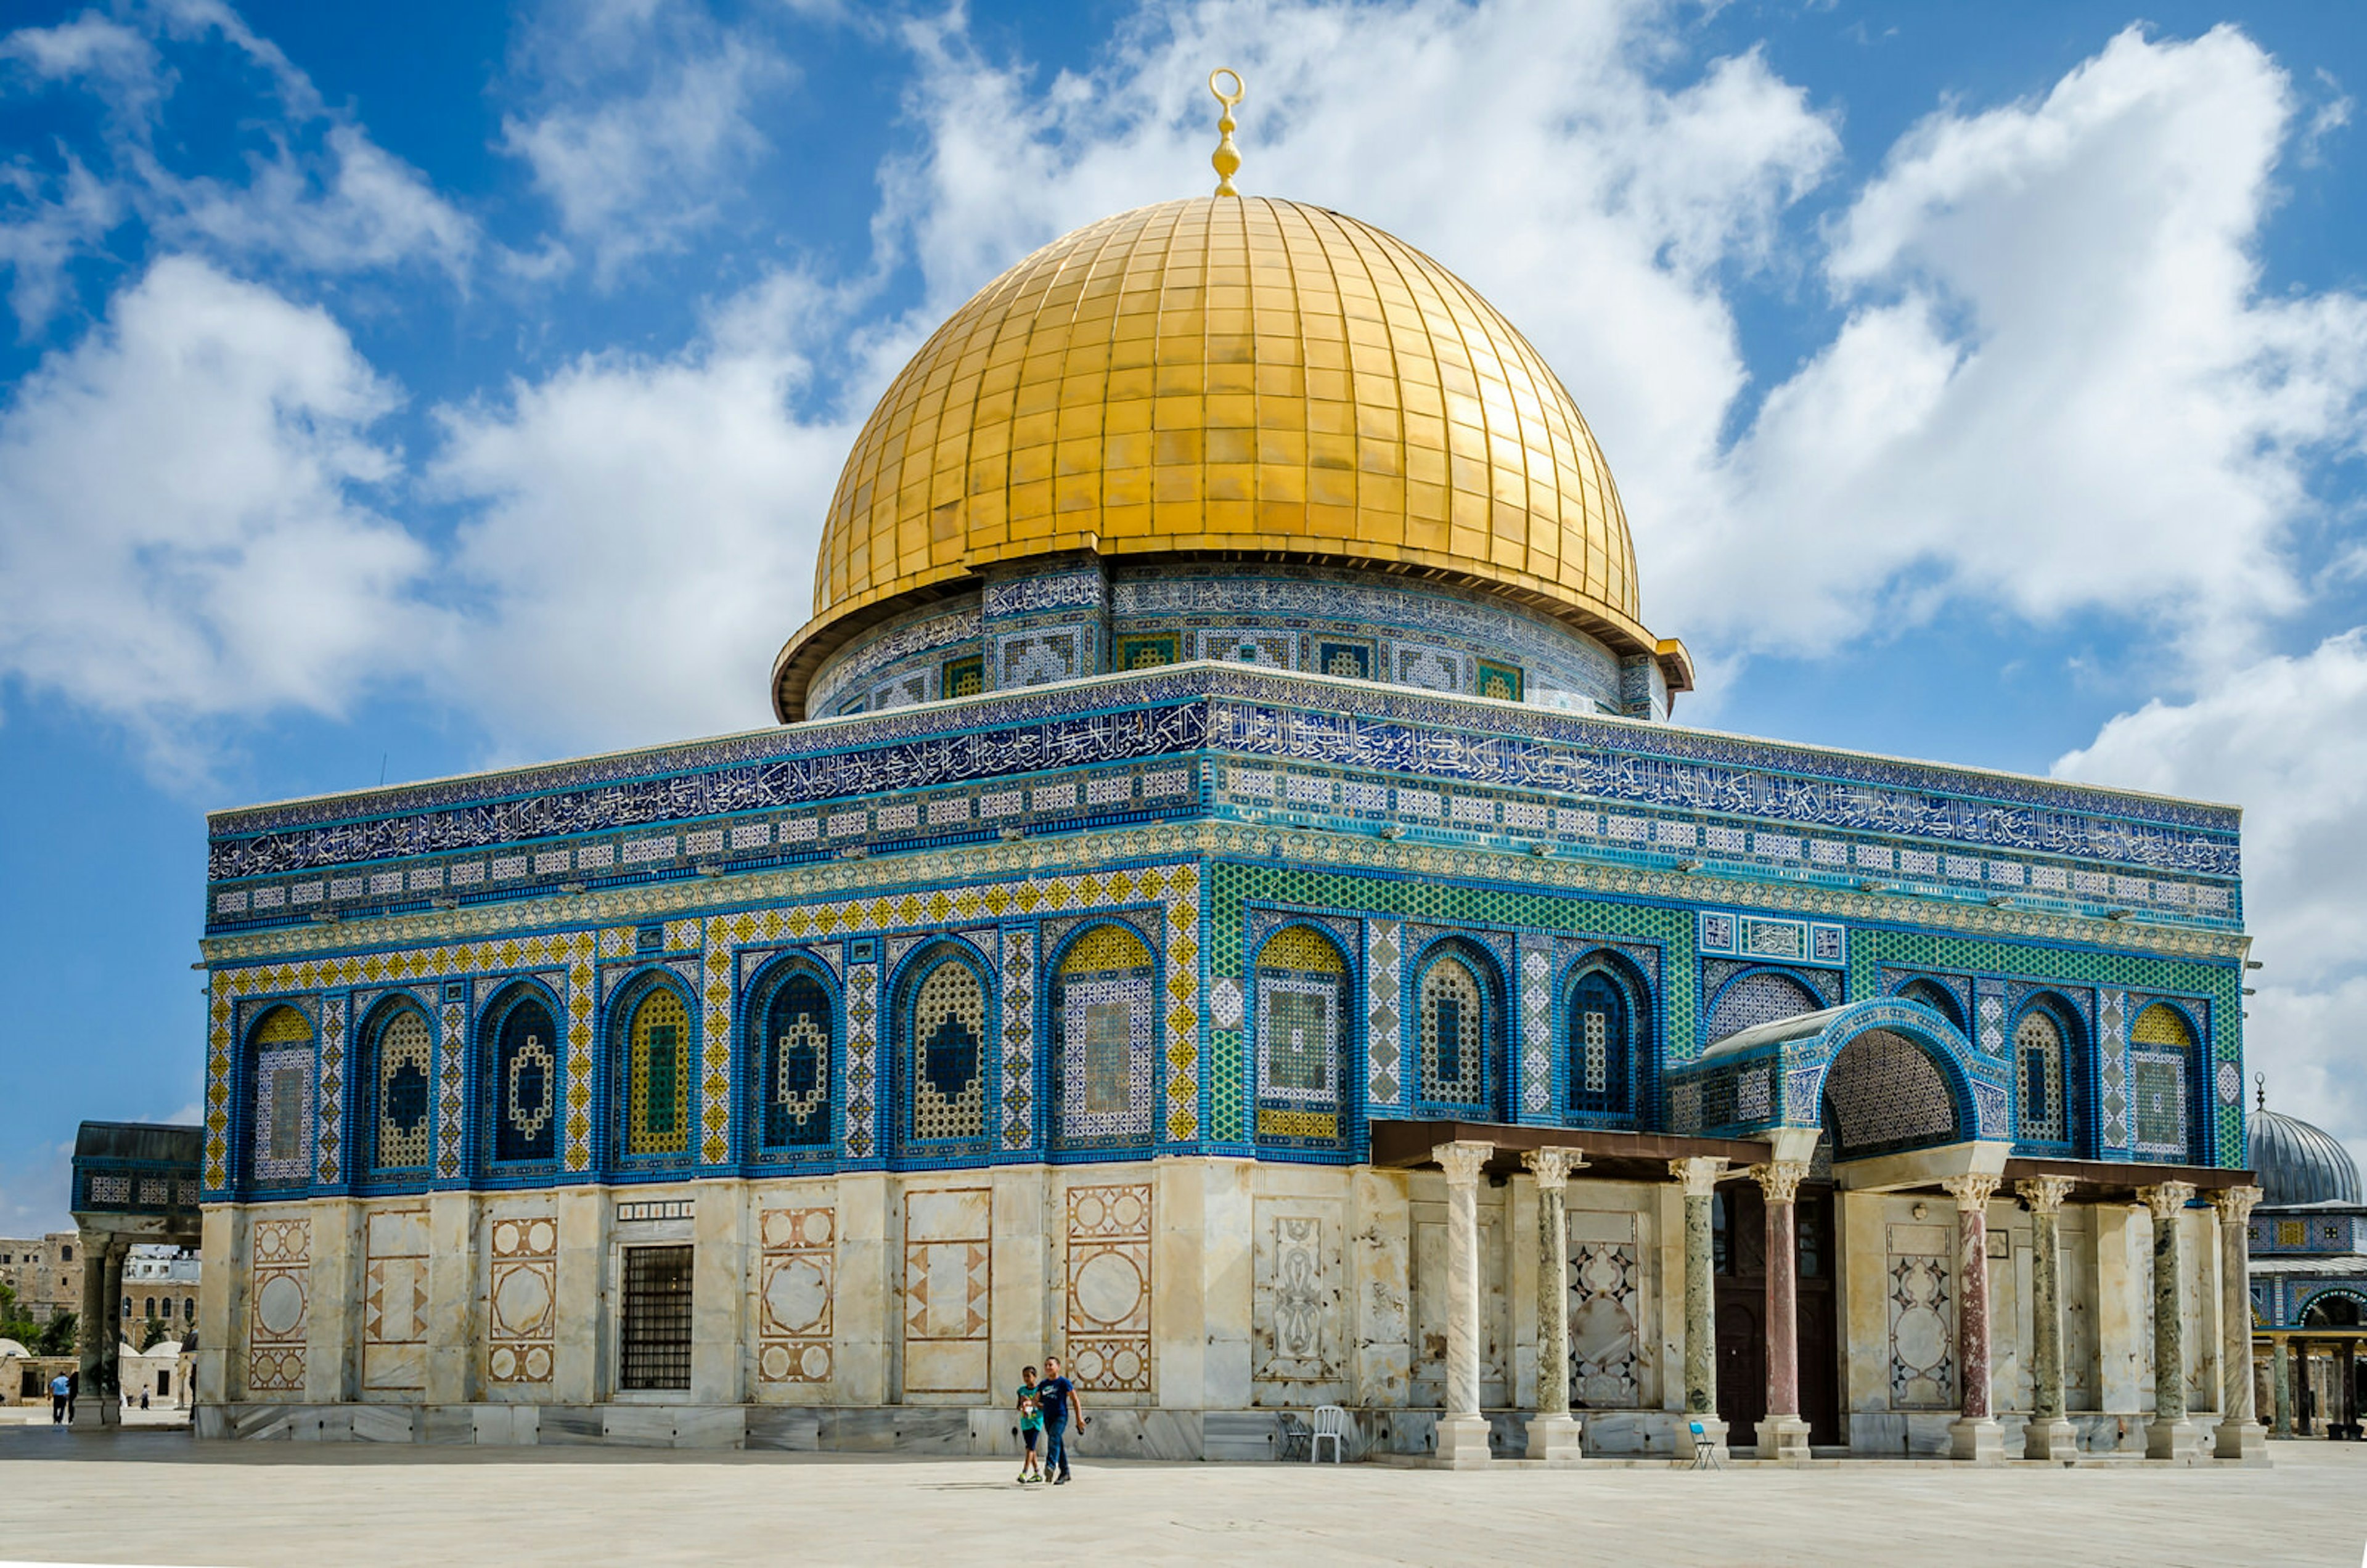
[
  {"xmin": 2210, "ymin": 1186, "xmax": 2267, "ymax": 1462},
  {"xmin": 99, "ymin": 1238, "xmax": 128, "ymax": 1424},
  {"xmin": 1669, "ymin": 1156, "xmax": 1730, "ymax": 1453},
  {"xmin": 1750, "ymin": 1160, "xmax": 1812, "ymax": 1460},
  {"xmin": 2342, "ymin": 1342, "xmax": 2359, "ymax": 1437},
  {"xmin": 2018, "ymin": 1175, "xmax": 2080, "ymax": 1461},
  {"xmin": 1942, "ymin": 1173, "xmax": 2003, "ymax": 1463},
  {"xmin": 1433, "ymin": 1140, "xmax": 1495, "ymax": 1468},
  {"xmin": 1523, "ymin": 1147, "xmax": 1586, "ymax": 1465},
  {"xmin": 74, "ymin": 1229, "xmax": 108, "ymax": 1427},
  {"xmin": 2271, "ymin": 1338, "xmax": 2294, "ymax": 1437},
  {"xmin": 2141, "ymin": 1181, "xmax": 2203, "ymax": 1463},
  {"xmin": 2295, "ymin": 1339, "xmax": 2313, "ymax": 1435}
]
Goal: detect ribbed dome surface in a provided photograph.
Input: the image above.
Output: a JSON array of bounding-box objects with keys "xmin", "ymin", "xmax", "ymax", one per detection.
[
  {"xmin": 775, "ymin": 195, "xmax": 1654, "ymax": 719},
  {"xmin": 2249, "ymin": 1106, "xmax": 2362, "ymax": 1207}
]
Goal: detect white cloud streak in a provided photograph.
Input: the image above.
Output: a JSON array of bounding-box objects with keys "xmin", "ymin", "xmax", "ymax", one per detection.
[
  {"xmin": 499, "ymin": 1, "xmax": 785, "ymax": 281},
  {"xmin": 0, "ymin": 2, "xmax": 476, "ymax": 332}
]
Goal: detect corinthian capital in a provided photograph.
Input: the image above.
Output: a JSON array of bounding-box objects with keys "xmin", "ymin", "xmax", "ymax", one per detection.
[
  {"xmin": 1669, "ymin": 1155, "xmax": 1729, "ymax": 1198},
  {"xmin": 2209, "ymin": 1184, "xmax": 2263, "ymax": 1225},
  {"xmin": 1940, "ymin": 1172, "xmax": 2000, "ymax": 1212},
  {"xmin": 1748, "ymin": 1160, "xmax": 1811, "ymax": 1206},
  {"xmin": 2140, "ymin": 1180, "xmax": 2197, "ymax": 1220},
  {"xmin": 2015, "ymin": 1175, "xmax": 2077, "ymax": 1215},
  {"xmin": 1433, "ymin": 1140, "xmax": 1494, "ymax": 1187},
  {"xmin": 1523, "ymin": 1146, "xmax": 1587, "ymax": 1190}
]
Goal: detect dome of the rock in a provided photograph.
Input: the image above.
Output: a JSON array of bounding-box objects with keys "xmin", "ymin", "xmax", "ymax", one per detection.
[{"xmin": 772, "ymin": 195, "xmax": 1686, "ymax": 720}]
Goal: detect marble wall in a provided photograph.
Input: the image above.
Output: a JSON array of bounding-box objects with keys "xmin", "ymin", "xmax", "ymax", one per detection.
[{"xmin": 197, "ymin": 1163, "xmax": 2225, "ymax": 1458}]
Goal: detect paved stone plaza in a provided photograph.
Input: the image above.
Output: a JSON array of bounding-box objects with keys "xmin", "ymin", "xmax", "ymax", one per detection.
[{"xmin": 0, "ymin": 1429, "xmax": 2361, "ymax": 1567}]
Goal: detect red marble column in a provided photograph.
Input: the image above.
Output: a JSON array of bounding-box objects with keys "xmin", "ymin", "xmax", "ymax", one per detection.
[
  {"xmin": 1767, "ymin": 1198, "xmax": 1798, "ymax": 1419},
  {"xmin": 1754, "ymin": 1161, "xmax": 1807, "ymax": 1429}
]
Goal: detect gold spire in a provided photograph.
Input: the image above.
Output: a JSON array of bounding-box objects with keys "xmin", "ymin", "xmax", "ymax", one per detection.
[{"xmin": 1209, "ymin": 68, "xmax": 1244, "ymax": 196}]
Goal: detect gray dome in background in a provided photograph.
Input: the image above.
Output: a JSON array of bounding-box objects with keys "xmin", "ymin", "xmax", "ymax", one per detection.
[{"xmin": 2249, "ymin": 1105, "xmax": 2363, "ymax": 1207}]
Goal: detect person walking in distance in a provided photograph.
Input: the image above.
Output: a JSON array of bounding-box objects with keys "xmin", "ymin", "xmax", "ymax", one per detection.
[
  {"xmin": 1036, "ymin": 1355, "xmax": 1086, "ymax": 1485},
  {"xmin": 49, "ymin": 1371, "xmax": 69, "ymax": 1425}
]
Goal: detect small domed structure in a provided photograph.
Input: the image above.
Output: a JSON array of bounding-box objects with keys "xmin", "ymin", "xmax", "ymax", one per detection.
[{"xmin": 2249, "ymin": 1103, "xmax": 2362, "ymax": 1207}]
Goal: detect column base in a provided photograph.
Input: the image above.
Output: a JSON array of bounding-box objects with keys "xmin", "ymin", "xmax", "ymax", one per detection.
[
  {"xmin": 1755, "ymin": 1415, "xmax": 1812, "ymax": 1463},
  {"xmin": 1948, "ymin": 1416, "xmax": 2005, "ymax": 1464},
  {"xmin": 2214, "ymin": 1419, "xmax": 2269, "ymax": 1464},
  {"xmin": 2144, "ymin": 1417, "xmax": 2205, "ymax": 1464},
  {"xmin": 2022, "ymin": 1416, "xmax": 2078, "ymax": 1463},
  {"xmin": 1524, "ymin": 1412, "xmax": 1584, "ymax": 1467},
  {"xmin": 1433, "ymin": 1414, "xmax": 1494, "ymax": 1469}
]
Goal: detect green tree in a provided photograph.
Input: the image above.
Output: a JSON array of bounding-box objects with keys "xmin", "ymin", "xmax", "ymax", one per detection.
[{"xmin": 44, "ymin": 1309, "xmax": 80, "ymax": 1358}]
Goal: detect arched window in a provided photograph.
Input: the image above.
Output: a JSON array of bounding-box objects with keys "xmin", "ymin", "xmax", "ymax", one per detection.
[
  {"xmin": 2129, "ymin": 1002, "xmax": 2197, "ymax": 1158},
  {"xmin": 1896, "ymin": 978, "xmax": 1968, "ymax": 1036},
  {"xmin": 1054, "ymin": 925, "xmax": 1156, "ymax": 1148},
  {"xmin": 624, "ymin": 985, "xmax": 692, "ymax": 1157},
  {"xmin": 1254, "ymin": 925, "xmax": 1347, "ymax": 1142},
  {"xmin": 1417, "ymin": 944, "xmax": 1496, "ymax": 1114},
  {"xmin": 484, "ymin": 989, "xmax": 560, "ymax": 1165},
  {"xmin": 247, "ymin": 1005, "xmax": 314, "ymax": 1190},
  {"xmin": 2014, "ymin": 1010, "xmax": 2067, "ymax": 1143},
  {"xmin": 1566, "ymin": 970, "xmax": 1631, "ymax": 1116},
  {"xmin": 906, "ymin": 952, "xmax": 988, "ymax": 1144},
  {"xmin": 366, "ymin": 1005, "xmax": 435, "ymax": 1174},
  {"xmin": 759, "ymin": 969, "xmax": 835, "ymax": 1151}
]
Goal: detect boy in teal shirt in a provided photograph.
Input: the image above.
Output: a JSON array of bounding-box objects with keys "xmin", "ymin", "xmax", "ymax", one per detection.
[{"xmin": 1015, "ymin": 1366, "xmax": 1045, "ymax": 1483}]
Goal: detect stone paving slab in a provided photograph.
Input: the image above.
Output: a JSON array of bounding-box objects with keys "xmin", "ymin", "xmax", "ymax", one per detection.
[{"xmin": 0, "ymin": 1426, "xmax": 2361, "ymax": 1567}]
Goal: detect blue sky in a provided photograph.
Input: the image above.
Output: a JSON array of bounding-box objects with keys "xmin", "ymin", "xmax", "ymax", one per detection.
[{"xmin": 5, "ymin": 0, "xmax": 2367, "ymax": 1231}]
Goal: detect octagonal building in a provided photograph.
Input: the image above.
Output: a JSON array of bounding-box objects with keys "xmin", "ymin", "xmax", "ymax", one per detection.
[{"xmin": 185, "ymin": 181, "xmax": 2264, "ymax": 1465}]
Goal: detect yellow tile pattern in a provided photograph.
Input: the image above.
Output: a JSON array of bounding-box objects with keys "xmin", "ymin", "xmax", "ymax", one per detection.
[
  {"xmin": 792, "ymin": 196, "xmax": 1644, "ymax": 698},
  {"xmin": 1261, "ymin": 923, "xmax": 1346, "ymax": 974},
  {"xmin": 2131, "ymin": 1002, "xmax": 2196, "ymax": 1048},
  {"xmin": 1059, "ymin": 921, "xmax": 1151, "ymax": 974}
]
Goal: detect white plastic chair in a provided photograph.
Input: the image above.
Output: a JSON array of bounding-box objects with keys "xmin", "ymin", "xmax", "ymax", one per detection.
[{"xmin": 1310, "ymin": 1404, "xmax": 1347, "ymax": 1462}]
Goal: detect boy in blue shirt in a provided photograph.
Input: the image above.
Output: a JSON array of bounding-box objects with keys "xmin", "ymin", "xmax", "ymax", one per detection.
[{"xmin": 1036, "ymin": 1354, "xmax": 1086, "ymax": 1484}]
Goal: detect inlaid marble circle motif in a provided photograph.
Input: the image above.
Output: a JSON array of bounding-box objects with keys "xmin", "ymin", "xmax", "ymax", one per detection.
[
  {"xmin": 255, "ymin": 1273, "xmax": 306, "ymax": 1337},
  {"xmin": 764, "ymin": 1257, "xmax": 829, "ymax": 1336},
  {"xmin": 493, "ymin": 1266, "xmax": 553, "ymax": 1338},
  {"xmin": 1072, "ymin": 1251, "xmax": 1143, "ymax": 1327}
]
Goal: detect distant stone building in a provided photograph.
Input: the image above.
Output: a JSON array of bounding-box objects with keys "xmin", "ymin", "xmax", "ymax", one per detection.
[
  {"xmin": 0, "ymin": 1233, "xmax": 84, "ymax": 1325},
  {"xmin": 120, "ymin": 1249, "xmax": 202, "ymax": 1347}
]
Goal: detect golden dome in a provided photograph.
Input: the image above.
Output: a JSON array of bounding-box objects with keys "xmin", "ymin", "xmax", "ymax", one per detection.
[{"xmin": 775, "ymin": 195, "xmax": 1673, "ymax": 719}]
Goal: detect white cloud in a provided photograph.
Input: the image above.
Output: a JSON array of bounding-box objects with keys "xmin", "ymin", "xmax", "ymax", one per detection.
[
  {"xmin": 431, "ymin": 269, "xmax": 855, "ymax": 754},
  {"xmin": 1667, "ymin": 25, "xmax": 2367, "ymax": 671},
  {"xmin": 166, "ymin": 123, "xmax": 475, "ymax": 279},
  {"xmin": 500, "ymin": 4, "xmax": 783, "ymax": 280},
  {"xmin": 0, "ymin": 256, "xmax": 441, "ymax": 769},
  {"xmin": 2056, "ymin": 629, "xmax": 2367, "ymax": 1174}
]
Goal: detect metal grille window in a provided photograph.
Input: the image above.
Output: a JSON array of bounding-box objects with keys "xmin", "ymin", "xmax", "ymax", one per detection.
[{"xmin": 619, "ymin": 1244, "xmax": 693, "ymax": 1390}]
